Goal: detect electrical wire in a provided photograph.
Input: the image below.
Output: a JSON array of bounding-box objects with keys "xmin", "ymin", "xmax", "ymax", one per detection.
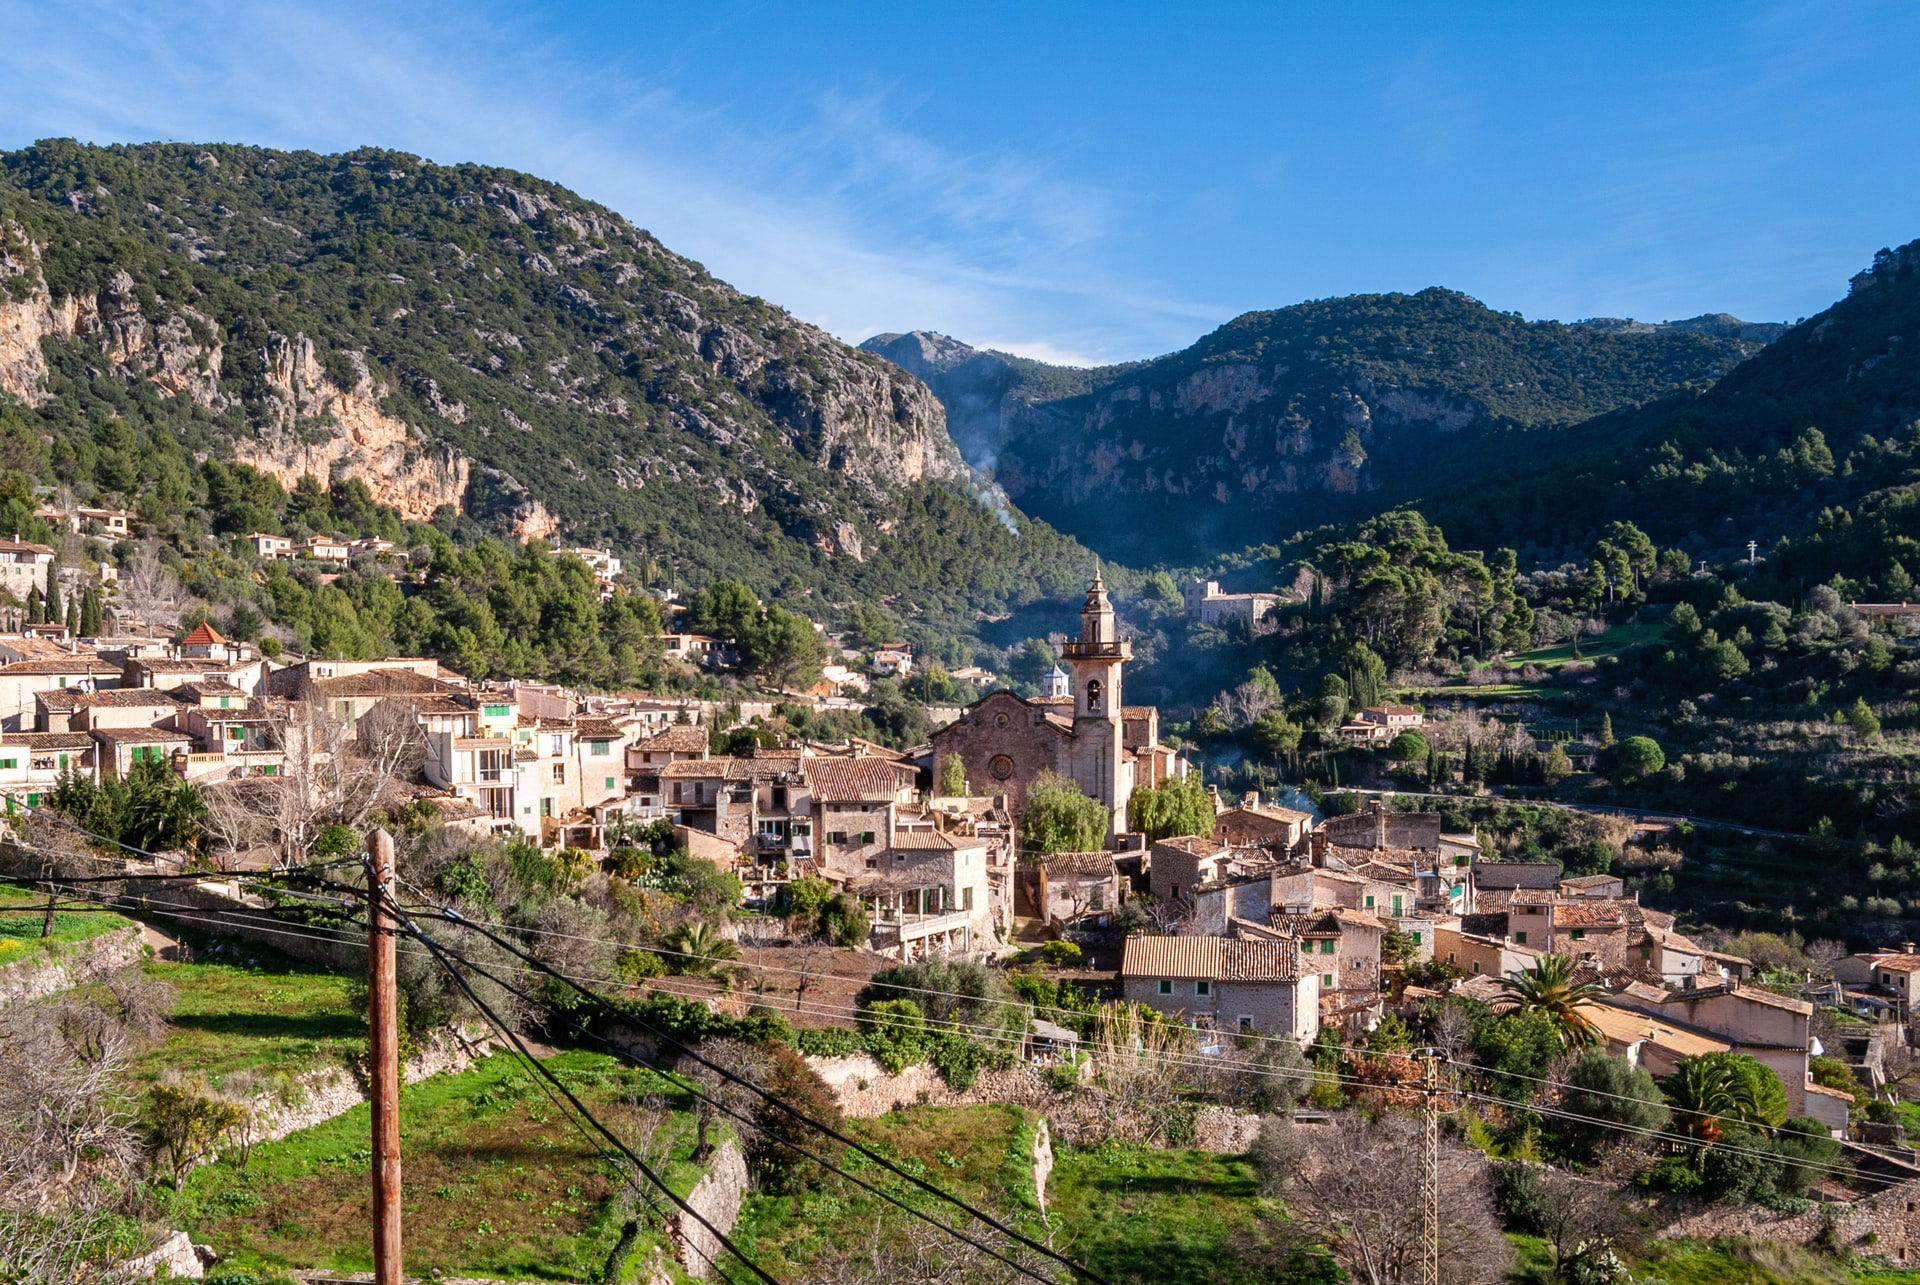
[
  {"xmin": 385, "ymin": 886, "xmax": 782, "ymax": 1285},
  {"xmin": 398, "ymin": 915, "xmax": 1079, "ymax": 1285},
  {"xmin": 410, "ymin": 902, "xmax": 1114, "ymax": 1285}
]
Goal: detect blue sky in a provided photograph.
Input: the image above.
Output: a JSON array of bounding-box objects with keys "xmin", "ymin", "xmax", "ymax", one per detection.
[{"xmin": 2, "ymin": 1, "xmax": 1916, "ymax": 363}]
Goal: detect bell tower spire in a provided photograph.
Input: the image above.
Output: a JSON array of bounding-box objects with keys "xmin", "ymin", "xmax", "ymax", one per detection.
[{"xmin": 1061, "ymin": 569, "xmax": 1132, "ymax": 838}]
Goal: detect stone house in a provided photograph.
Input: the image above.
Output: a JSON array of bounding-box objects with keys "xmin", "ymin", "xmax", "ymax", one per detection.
[
  {"xmin": 1119, "ymin": 934, "xmax": 1320, "ymax": 1043},
  {"xmin": 0, "ymin": 731, "xmax": 94, "ymax": 807},
  {"xmin": 0, "ymin": 538, "xmax": 54, "ymax": 601},
  {"xmin": 1432, "ymin": 923, "xmax": 1541, "ymax": 979},
  {"xmin": 0, "ymin": 656, "xmax": 121, "ymax": 731},
  {"xmin": 89, "ymin": 725, "xmax": 194, "ymax": 779},
  {"xmin": 247, "ymin": 533, "xmax": 293, "ymax": 559},
  {"xmin": 1833, "ymin": 948, "xmax": 1920, "ymax": 1024},
  {"xmin": 1182, "ymin": 579, "xmax": 1280, "ymax": 625},
  {"xmin": 1506, "ymin": 892, "xmax": 1647, "ymax": 967},
  {"xmin": 1557, "ymin": 873, "xmax": 1627, "ymax": 898},
  {"xmin": 1356, "ymin": 704, "xmax": 1424, "ymax": 733},
  {"xmin": 1607, "ymin": 978, "xmax": 1815, "ymax": 1114},
  {"xmin": 1035, "ymin": 850, "xmax": 1121, "ymax": 930},
  {"xmin": 806, "ymin": 756, "xmax": 917, "ymax": 879},
  {"xmin": 1213, "ymin": 792, "xmax": 1314, "ymax": 853},
  {"xmin": 1272, "ymin": 907, "xmax": 1385, "ymax": 1002},
  {"xmin": 851, "ymin": 831, "xmax": 994, "ymax": 959},
  {"xmin": 1149, "ymin": 834, "xmax": 1234, "ymax": 904},
  {"xmin": 624, "ymin": 723, "xmax": 710, "ymax": 816}
]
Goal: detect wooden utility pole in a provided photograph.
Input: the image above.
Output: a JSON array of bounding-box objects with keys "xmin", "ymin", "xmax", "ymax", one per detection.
[{"xmin": 366, "ymin": 827, "xmax": 403, "ymax": 1285}]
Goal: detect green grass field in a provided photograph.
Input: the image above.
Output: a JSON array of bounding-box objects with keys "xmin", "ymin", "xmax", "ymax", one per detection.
[
  {"xmin": 0, "ymin": 883, "xmax": 137, "ymax": 966},
  {"xmin": 1514, "ymin": 620, "xmax": 1666, "ymax": 669},
  {"xmin": 168, "ymin": 1050, "xmax": 704, "ymax": 1282},
  {"xmin": 128, "ymin": 939, "xmax": 365, "ymax": 1088}
]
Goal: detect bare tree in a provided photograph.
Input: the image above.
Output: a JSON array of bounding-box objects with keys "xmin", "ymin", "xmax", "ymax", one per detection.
[
  {"xmin": 800, "ymin": 1210, "xmax": 1070, "ymax": 1284},
  {"xmin": 116, "ymin": 539, "xmax": 182, "ymax": 637},
  {"xmin": 1503, "ymin": 1164, "xmax": 1648, "ymax": 1283},
  {"xmin": 0, "ymin": 971, "xmax": 170, "ymax": 1283},
  {"xmin": 1288, "ymin": 1113, "xmax": 1512, "ymax": 1285},
  {"xmin": 205, "ymin": 699, "xmax": 426, "ymax": 868}
]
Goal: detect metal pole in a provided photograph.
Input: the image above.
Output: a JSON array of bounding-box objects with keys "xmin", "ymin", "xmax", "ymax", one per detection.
[{"xmin": 367, "ymin": 827, "xmax": 403, "ymax": 1285}]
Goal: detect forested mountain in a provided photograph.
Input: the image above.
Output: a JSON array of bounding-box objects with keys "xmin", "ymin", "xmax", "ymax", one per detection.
[
  {"xmin": 0, "ymin": 139, "xmax": 1093, "ymax": 630},
  {"xmin": 868, "ymin": 294, "xmax": 1779, "ymax": 566},
  {"xmin": 1419, "ymin": 238, "xmax": 1920, "ymax": 572}
]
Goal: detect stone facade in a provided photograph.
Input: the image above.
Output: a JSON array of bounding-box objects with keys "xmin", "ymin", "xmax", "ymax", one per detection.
[{"xmin": 932, "ymin": 574, "xmax": 1144, "ymax": 837}]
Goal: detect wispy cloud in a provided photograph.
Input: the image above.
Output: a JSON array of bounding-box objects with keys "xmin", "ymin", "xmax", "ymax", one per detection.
[{"xmin": 0, "ymin": 0, "xmax": 1219, "ymax": 361}]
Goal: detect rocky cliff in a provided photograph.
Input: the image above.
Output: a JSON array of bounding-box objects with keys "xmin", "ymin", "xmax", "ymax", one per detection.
[
  {"xmin": 0, "ymin": 141, "xmax": 1022, "ymax": 608},
  {"xmin": 867, "ymin": 292, "xmax": 1779, "ymax": 564}
]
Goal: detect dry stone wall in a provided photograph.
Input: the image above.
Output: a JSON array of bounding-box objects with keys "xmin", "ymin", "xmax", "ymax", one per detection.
[
  {"xmin": 668, "ymin": 1139, "xmax": 749, "ymax": 1280},
  {"xmin": 0, "ymin": 924, "xmax": 142, "ymax": 1008}
]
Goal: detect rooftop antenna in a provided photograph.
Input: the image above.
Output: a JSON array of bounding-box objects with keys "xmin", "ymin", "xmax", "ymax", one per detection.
[{"xmin": 1747, "ymin": 540, "xmax": 1758, "ymax": 566}]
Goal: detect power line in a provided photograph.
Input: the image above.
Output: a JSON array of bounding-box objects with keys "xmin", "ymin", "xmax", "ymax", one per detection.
[
  {"xmin": 412, "ymin": 902, "xmax": 1113, "ymax": 1285},
  {"xmin": 399, "ymin": 915, "xmax": 1076, "ymax": 1285},
  {"xmin": 391, "ymin": 890, "xmax": 782, "ymax": 1285}
]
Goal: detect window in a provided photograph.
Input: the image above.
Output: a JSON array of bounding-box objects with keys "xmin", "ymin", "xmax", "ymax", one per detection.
[
  {"xmin": 590, "ymin": 739, "xmax": 610, "ymax": 757},
  {"xmin": 1322, "ymin": 973, "xmax": 1333, "ymax": 986},
  {"xmin": 1640, "ymin": 948, "xmax": 1652, "ymax": 960},
  {"xmin": 1514, "ymin": 931, "xmax": 1528, "ymax": 945},
  {"xmin": 963, "ymin": 887, "xmax": 974, "ymax": 911},
  {"xmin": 861, "ymin": 831, "xmax": 875, "ymax": 845},
  {"xmin": 0, "ymin": 759, "xmax": 15, "ymax": 770},
  {"xmin": 1318, "ymin": 939, "xmax": 1335, "ymax": 954},
  {"xmin": 1364, "ymin": 895, "xmax": 1374, "ymax": 908},
  {"xmin": 828, "ymin": 831, "xmax": 847, "ymax": 845},
  {"xmin": 219, "ymin": 696, "xmax": 231, "ymax": 708},
  {"xmin": 1195, "ymin": 980, "xmax": 1210, "ymax": 996},
  {"xmin": 539, "ymin": 798, "xmax": 553, "ymax": 818},
  {"xmin": 1238, "ymin": 1016, "xmax": 1254, "ymax": 1032},
  {"xmin": 1085, "ymin": 679, "xmax": 1101, "ymax": 711},
  {"xmin": 552, "ymin": 763, "xmax": 566, "ymax": 784},
  {"xmin": 1570, "ymin": 929, "xmax": 1585, "ymax": 941},
  {"xmin": 604, "ymin": 777, "xmax": 616, "ymax": 790},
  {"xmin": 1089, "ymin": 887, "xmax": 1105, "ymax": 912},
  {"xmin": 1392, "ymin": 895, "xmax": 1403, "ymax": 915},
  {"xmin": 25, "ymin": 793, "xmax": 38, "ymax": 807},
  {"xmin": 484, "ymin": 704, "xmax": 508, "ymax": 718},
  {"xmin": 1411, "ymin": 931, "xmax": 1422, "ymax": 945},
  {"xmin": 1158, "ymin": 979, "xmax": 1173, "ymax": 995}
]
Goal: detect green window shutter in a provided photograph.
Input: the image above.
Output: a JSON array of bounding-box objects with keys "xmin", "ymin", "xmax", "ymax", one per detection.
[
  {"xmin": 1515, "ymin": 931, "xmax": 1528, "ymax": 944},
  {"xmin": 604, "ymin": 777, "xmax": 615, "ymax": 790},
  {"xmin": 1364, "ymin": 895, "xmax": 1374, "ymax": 908}
]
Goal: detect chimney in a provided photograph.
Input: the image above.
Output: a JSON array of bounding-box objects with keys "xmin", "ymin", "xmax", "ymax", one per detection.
[
  {"xmin": 1243, "ymin": 790, "xmax": 1259, "ymax": 809},
  {"xmin": 1310, "ymin": 830, "xmax": 1328, "ymax": 868},
  {"xmin": 1372, "ymin": 797, "xmax": 1387, "ymax": 850},
  {"xmin": 1903, "ymin": 941, "xmax": 1917, "ymax": 955}
]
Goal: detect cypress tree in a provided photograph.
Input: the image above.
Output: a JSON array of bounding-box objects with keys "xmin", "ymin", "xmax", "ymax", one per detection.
[
  {"xmin": 64, "ymin": 596, "xmax": 79, "ymax": 637},
  {"xmin": 25, "ymin": 585, "xmax": 43, "ymax": 624},
  {"xmin": 80, "ymin": 588, "xmax": 101, "ymax": 637},
  {"xmin": 44, "ymin": 575, "xmax": 61, "ymax": 627}
]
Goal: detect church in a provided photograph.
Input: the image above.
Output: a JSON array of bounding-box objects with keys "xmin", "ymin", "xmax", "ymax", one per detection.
[{"xmin": 931, "ymin": 572, "xmax": 1189, "ymax": 839}]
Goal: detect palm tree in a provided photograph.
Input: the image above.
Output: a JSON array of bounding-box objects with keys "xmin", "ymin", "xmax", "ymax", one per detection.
[
  {"xmin": 1495, "ymin": 953, "xmax": 1605, "ymax": 1049},
  {"xmin": 661, "ymin": 921, "xmax": 740, "ymax": 976},
  {"xmin": 1657, "ymin": 1053, "xmax": 1775, "ymax": 1146}
]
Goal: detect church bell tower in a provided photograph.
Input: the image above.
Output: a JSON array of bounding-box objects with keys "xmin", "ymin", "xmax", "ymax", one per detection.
[{"xmin": 1060, "ymin": 568, "xmax": 1131, "ymax": 836}]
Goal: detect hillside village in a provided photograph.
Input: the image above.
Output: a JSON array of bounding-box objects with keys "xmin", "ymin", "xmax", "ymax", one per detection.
[
  {"xmin": 3, "ymin": 113, "xmax": 1920, "ymax": 1282},
  {"xmin": 7, "ymin": 497, "xmax": 1920, "ymax": 1283}
]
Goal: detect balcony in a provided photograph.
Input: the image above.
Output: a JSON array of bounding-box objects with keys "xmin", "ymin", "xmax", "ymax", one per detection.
[{"xmin": 871, "ymin": 908, "xmax": 974, "ymax": 943}]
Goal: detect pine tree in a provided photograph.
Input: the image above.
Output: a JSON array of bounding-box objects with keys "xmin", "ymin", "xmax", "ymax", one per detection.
[{"xmin": 1597, "ymin": 712, "xmax": 1616, "ymax": 749}]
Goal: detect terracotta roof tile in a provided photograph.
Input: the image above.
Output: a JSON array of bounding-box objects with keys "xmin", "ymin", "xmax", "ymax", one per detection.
[
  {"xmin": 180, "ymin": 621, "xmax": 228, "ymax": 646},
  {"xmin": 805, "ymin": 756, "xmax": 910, "ymax": 802},
  {"xmin": 1040, "ymin": 850, "xmax": 1116, "ymax": 877},
  {"xmin": 636, "ymin": 725, "xmax": 709, "ymax": 753}
]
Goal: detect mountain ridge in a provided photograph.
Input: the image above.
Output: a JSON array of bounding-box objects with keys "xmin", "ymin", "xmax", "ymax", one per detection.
[
  {"xmin": 865, "ymin": 294, "xmax": 1782, "ymax": 565},
  {"xmin": 0, "ymin": 138, "xmax": 1095, "ymax": 630}
]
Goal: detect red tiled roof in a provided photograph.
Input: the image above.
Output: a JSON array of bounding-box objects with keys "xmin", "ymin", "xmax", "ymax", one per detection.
[
  {"xmin": 636, "ymin": 725, "xmax": 709, "ymax": 754},
  {"xmin": 805, "ymin": 756, "xmax": 910, "ymax": 802},
  {"xmin": 181, "ymin": 621, "xmax": 228, "ymax": 646}
]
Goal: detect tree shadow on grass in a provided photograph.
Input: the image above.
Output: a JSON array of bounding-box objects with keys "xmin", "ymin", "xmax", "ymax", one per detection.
[{"xmin": 167, "ymin": 1011, "xmax": 361, "ymax": 1040}]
